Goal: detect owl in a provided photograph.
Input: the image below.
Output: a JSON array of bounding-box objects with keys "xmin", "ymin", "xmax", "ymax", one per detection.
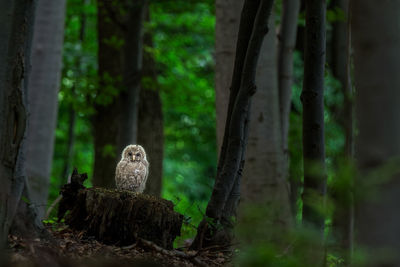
[{"xmin": 115, "ymin": 144, "xmax": 149, "ymax": 193}]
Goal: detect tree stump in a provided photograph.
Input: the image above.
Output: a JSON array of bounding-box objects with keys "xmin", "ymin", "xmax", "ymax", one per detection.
[{"xmin": 58, "ymin": 169, "xmax": 183, "ymax": 249}]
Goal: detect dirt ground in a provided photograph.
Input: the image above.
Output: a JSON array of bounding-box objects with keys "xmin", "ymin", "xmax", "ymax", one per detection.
[{"xmin": 4, "ymin": 223, "xmax": 232, "ymax": 267}]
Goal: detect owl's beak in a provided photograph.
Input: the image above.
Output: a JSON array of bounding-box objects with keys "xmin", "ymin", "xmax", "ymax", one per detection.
[{"xmin": 132, "ymin": 155, "xmax": 136, "ymax": 162}]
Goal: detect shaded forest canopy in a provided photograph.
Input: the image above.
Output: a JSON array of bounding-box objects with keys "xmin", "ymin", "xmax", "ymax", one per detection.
[{"xmin": 1, "ymin": 0, "xmax": 400, "ymax": 266}]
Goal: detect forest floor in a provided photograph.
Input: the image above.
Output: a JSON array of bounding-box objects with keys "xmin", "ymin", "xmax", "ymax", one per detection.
[{"xmin": 5, "ymin": 223, "xmax": 232, "ymax": 267}]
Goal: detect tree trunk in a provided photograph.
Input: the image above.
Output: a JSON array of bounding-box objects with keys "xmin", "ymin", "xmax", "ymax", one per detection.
[
  {"xmin": 61, "ymin": 103, "xmax": 76, "ymax": 185},
  {"xmin": 331, "ymin": 0, "xmax": 353, "ymax": 156},
  {"xmin": 214, "ymin": 0, "xmax": 244, "ymax": 151},
  {"xmin": 240, "ymin": 15, "xmax": 292, "ymax": 242},
  {"xmin": 278, "ymin": 0, "xmax": 300, "ymax": 158},
  {"xmin": 92, "ymin": 0, "xmax": 123, "ymax": 188},
  {"xmin": 301, "ymin": 0, "xmax": 327, "ymax": 234},
  {"xmin": 138, "ymin": 88, "xmax": 163, "ymax": 197},
  {"xmin": 213, "ymin": 0, "xmax": 244, "ymax": 237},
  {"xmin": 295, "ymin": 0, "xmax": 305, "ymax": 55},
  {"xmin": 191, "ymin": 0, "xmax": 275, "ymax": 249},
  {"xmin": 61, "ymin": 0, "xmax": 88, "ymax": 186},
  {"xmin": 0, "ymin": 0, "xmax": 40, "ymax": 246},
  {"xmin": 330, "ymin": 0, "xmax": 353, "ymax": 263},
  {"xmin": 58, "ymin": 169, "xmax": 182, "ymax": 249},
  {"xmin": 93, "ymin": 0, "xmax": 146, "ymax": 188},
  {"xmin": 277, "ymin": 0, "xmax": 301, "ymax": 216},
  {"xmin": 25, "ymin": 0, "xmax": 66, "ymax": 219},
  {"xmin": 117, "ymin": 1, "xmax": 146, "ymax": 154},
  {"xmin": 352, "ymin": 1, "xmax": 400, "ymax": 265},
  {"xmin": 139, "ymin": 14, "xmax": 163, "ymax": 197}
]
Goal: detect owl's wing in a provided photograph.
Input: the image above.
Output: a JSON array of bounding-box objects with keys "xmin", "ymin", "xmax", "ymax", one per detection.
[
  {"xmin": 134, "ymin": 161, "xmax": 148, "ymax": 193},
  {"xmin": 143, "ymin": 159, "xmax": 149, "ymax": 182},
  {"xmin": 115, "ymin": 161, "xmax": 123, "ymax": 180}
]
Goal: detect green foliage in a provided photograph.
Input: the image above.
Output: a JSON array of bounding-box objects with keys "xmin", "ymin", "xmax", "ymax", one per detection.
[
  {"xmin": 150, "ymin": 0, "xmax": 217, "ymax": 243},
  {"xmin": 21, "ymin": 196, "xmax": 30, "ymax": 205},
  {"xmin": 289, "ymin": 50, "xmax": 345, "ymax": 201},
  {"xmin": 51, "ymin": 0, "xmax": 216, "ymax": 246},
  {"xmin": 326, "ymin": 7, "xmax": 346, "ymax": 23},
  {"xmin": 236, "ymin": 204, "xmax": 338, "ymax": 267},
  {"xmin": 42, "ymin": 217, "xmax": 65, "ymax": 225},
  {"xmin": 101, "ymin": 144, "xmax": 116, "ymax": 158},
  {"xmin": 50, "ymin": 0, "xmax": 97, "ymax": 203},
  {"xmin": 49, "ymin": 1, "xmax": 353, "ymax": 264},
  {"xmin": 102, "ymin": 35, "xmax": 124, "ymax": 50}
]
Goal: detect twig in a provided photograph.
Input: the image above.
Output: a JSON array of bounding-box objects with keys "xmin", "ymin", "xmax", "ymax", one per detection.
[
  {"xmin": 44, "ymin": 195, "xmax": 62, "ymax": 220},
  {"xmin": 198, "ymin": 242, "xmax": 236, "ymax": 252},
  {"xmin": 138, "ymin": 238, "xmax": 207, "ymax": 267},
  {"xmin": 122, "ymin": 243, "xmax": 137, "ymax": 250}
]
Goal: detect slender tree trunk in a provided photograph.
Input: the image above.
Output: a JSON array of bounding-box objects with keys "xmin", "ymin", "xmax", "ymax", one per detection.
[
  {"xmin": 330, "ymin": 0, "xmax": 353, "ymax": 263},
  {"xmin": 117, "ymin": 1, "xmax": 146, "ymax": 154},
  {"xmin": 352, "ymin": 1, "xmax": 400, "ymax": 265},
  {"xmin": 0, "ymin": 0, "xmax": 40, "ymax": 246},
  {"xmin": 138, "ymin": 89, "xmax": 163, "ymax": 197},
  {"xmin": 213, "ymin": 0, "xmax": 244, "ymax": 233},
  {"xmin": 92, "ymin": 0, "xmax": 123, "ymax": 188},
  {"xmin": 301, "ymin": 0, "xmax": 327, "ymax": 234},
  {"xmin": 278, "ymin": 0, "xmax": 300, "ymax": 156},
  {"xmin": 216, "ymin": 2, "xmax": 293, "ymax": 239},
  {"xmin": 139, "ymin": 12, "xmax": 164, "ymax": 197},
  {"xmin": 192, "ymin": 0, "xmax": 275, "ymax": 249},
  {"xmin": 61, "ymin": 0, "xmax": 88, "ymax": 185},
  {"xmin": 295, "ymin": 0, "xmax": 305, "ymax": 55},
  {"xmin": 25, "ymin": 0, "xmax": 66, "ymax": 219},
  {"xmin": 209, "ymin": 0, "xmax": 263, "ymax": 220},
  {"xmin": 61, "ymin": 104, "xmax": 76, "ymax": 184},
  {"xmin": 278, "ymin": 0, "xmax": 301, "ymax": 216},
  {"xmin": 331, "ymin": 0, "xmax": 353, "ymax": 157},
  {"xmin": 215, "ymin": 0, "xmax": 243, "ymax": 151},
  {"xmin": 240, "ymin": 15, "xmax": 292, "ymax": 241},
  {"xmin": 93, "ymin": 0, "xmax": 146, "ymax": 188}
]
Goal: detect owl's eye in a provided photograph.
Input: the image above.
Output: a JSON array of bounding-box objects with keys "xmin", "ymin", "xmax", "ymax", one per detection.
[
  {"xmin": 128, "ymin": 152, "xmax": 132, "ymax": 156},
  {"xmin": 136, "ymin": 153, "xmax": 141, "ymax": 157}
]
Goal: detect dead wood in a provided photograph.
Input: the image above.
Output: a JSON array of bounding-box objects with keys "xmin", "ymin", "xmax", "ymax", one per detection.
[{"xmin": 58, "ymin": 168, "xmax": 183, "ymax": 249}]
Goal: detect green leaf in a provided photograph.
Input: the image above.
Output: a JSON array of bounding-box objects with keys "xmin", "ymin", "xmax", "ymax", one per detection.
[{"xmin": 21, "ymin": 196, "xmax": 30, "ymax": 205}]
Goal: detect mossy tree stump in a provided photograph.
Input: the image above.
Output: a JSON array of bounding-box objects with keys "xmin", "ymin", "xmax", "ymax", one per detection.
[{"xmin": 58, "ymin": 169, "xmax": 183, "ymax": 249}]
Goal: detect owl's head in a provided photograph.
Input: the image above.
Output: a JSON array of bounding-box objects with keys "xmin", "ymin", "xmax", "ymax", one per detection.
[{"xmin": 121, "ymin": 144, "xmax": 147, "ymax": 162}]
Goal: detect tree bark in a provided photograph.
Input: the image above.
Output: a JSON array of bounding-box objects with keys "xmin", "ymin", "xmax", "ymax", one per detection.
[
  {"xmin": 331, "ymin": 0, "xmax": 353, "ymax": 158},
  {"xmin": 330, "ymin": 0, "xmax": 353, "ymax": 264},
  {"xmin": 295, "ymin": 0, "xmax": 305, "ymax": 55},
  {"xmin": 61, "ymin": 0, "xmax": 88, "ymax": 186},
  {"xmin": 240, "ymin": 15, "xmax": 292, "ymax": 241},
  {"xmin": 278, "ymin": 0, "xmax": 300, "ymax": 158},
  {"xmin": 352, "ymin": 1, "xmax": 400, "ymax": 265},
  {"xmin": 93, "ymin": 0, "xmax": 146, "ymax": 188},
  {"xmin": 117, "ymin": 1, "xmax": 146, "ymax": 154},
  {"xmin": 0, "ymin": 0, "xmax": 40, "ymax": 246},
  {"xmin": 301, "ymin": 0, "xmax": 327, "ymax": 234},
  {"xmin": 191, "ymin": 0, "xmax": 275, "ymax": 249},
  {"xmin": 139, "ymin": 13, "xmax": 163, "ymax": 197},
  {"xmin": 214, "ymin": 0, "xmax": 243, "ymax": 151},
  {"xmin": 92, "ymin": 0, "xmax": 123, "ymax": 188},
  {"xmin": 213, "ymin": 0, "xmax": 244, "ymax": 237},
  {"xmin": 61, "ymin": 103, "xmax": 76, "ymax": 185},
  {"xmin": 277, "ymin": 0, "xmax": 301, "ymax": 216},
  {"xmin": 58, "ymin": 169, "xmax": 182, "ymax": 249},
  {"xmin": 25, "ymin": 0, "xmax": 66, "ymax": 219},
  {"xmin": 138, "ymin": 88, "xmax": 163, "ymax": 197}
]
